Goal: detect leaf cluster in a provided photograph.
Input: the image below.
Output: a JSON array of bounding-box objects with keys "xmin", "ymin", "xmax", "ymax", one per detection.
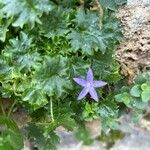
[
  {"xmin": 115, "ymin": 73, "xmax": 150, "ymax": 110},
  {"xmin": 0, "ymin": 0, "xmax": 125, "ymax": 149}
]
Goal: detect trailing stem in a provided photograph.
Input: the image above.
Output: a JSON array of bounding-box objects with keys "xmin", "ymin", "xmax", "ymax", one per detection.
[
  {"xmin": 8, "ymin": 100, "xmax": 17, "ymax": 117},
  {"xmin": 50, "ymin": 97, "xmax": 54, "ymax": 122},
  {"xmin": 0, "ymin": 100, "xmax": 6, "ymax": 116}
]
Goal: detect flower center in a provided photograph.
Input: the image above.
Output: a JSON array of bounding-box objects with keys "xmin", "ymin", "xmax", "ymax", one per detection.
[{"xmin": 86, "ymin": 82, "xmax": 91, "ymax": 88}]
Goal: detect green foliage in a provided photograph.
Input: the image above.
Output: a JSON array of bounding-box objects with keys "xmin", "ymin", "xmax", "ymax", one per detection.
[
  {"xmin": 68, "ymin": 9, "xmax": 122, "ymax": 55},
  {"xmin": 99, "ymin": 130, "xmax": 125, "ymax": 149},
  {"xmin": 27, "ymin": 123, "xmax": 59, "ymax": 150},
  {"xmin": 0, "ymin": 116, "xmax": 23, "ymax": 150},
  {"xmin": 115, "ymin": 73, "xmax": 150, "ymax": 110},
  {"xmin": 100, "ymin": 0, "xmax": 127, "ymax": 10},
  {"xmin": 0, "ymin": 0, "xmax": 126, "ymax": 149},
  {"xmin": 75, "ymin": 127, "xmax": 93, "ymax": 145},
  {"xmin": 0, "ymin": 0, "xmax": 54, "ymax": 28},
  {"xmin": 82, "ymin": 97, "xmax": 119, "ymax": 130},
  {"xmin": 82, "ymin": 102, "xmax": 99, "ymax": 121}
]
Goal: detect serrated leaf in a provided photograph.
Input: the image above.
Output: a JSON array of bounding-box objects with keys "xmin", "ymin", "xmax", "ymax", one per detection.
[
  {"xmin": 130, "ymin": 85, "xmax": 141, "ymax": 97},
  {"xmin": 141, "ymin": 91, "xmax": 150, "ymax": 102},
  {"xmin": 40, "ymin": 7, "xmax": 71, "ymax": 38},
  {"xmin": 56, "ymin": 114, "xmax": 76, "ymax": 131},
  {"xmin": 4, "ymin": 32, "xmax": 32, "ymax": 55},
  {"xmin": 23, "ymin": 88, "xmax": 48, "ymax": 109},
  {"xmin": 0, "ymin": 56, "xmax": 12, "ymax": 80},
  {"xmin": 68, "ymin": 9, "xmax": 122, "ymax": 55},
  {"xmin": 68, "ymin": 29, "xmax": 107, "ymax": 55},
  {"xmin": 0, "ymin": 16, "xmax": 11, "ymax": 42},
  {"xmin": 74, "ymin": 9, "xmax": 98, "ymax": 30},
  {"xmin": 53, "ymin": 102, "xmax": 76, "ymax": 131},
  {"xmin": 0, "ymin": 0, "xmax": 54, "ymax": 28},
  {"xmin": 27, "ymin": 124, "xmax": 59, "ymax": 150},
  {"xmin": 3, "ymin": 32, "xmax": 40, "ymax": 72},
  {"xmin": 33, "ymin": 55, "xmax": 72, "ymax": 97}
]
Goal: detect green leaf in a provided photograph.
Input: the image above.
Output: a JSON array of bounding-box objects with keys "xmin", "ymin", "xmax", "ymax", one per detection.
[
  {"xmin": 141, "ymin": 91, "xmax": 150, "ymax": 102},
  {"xmin": 68, "ymin": 26, "xmax": 112, "ymax": 55},
  {"xmin": 74, "ymin": 9, "xmax": 98, "ymax": 30},
  {"xmin": 68, "ymin": 9, "xmax": 122, "ymax": 55},
  {"xmin": 115, "ymin": 0, "xmax": 127, "ymax": 5},
  {"xmin": 33, "ymin": 55, "xmax": 72, "ymax": 97},
  {"xmin": 56, "ymin": 113, "xmax": 76, "ymax": 131},
  {"xmin": 131, "ymin": 98, "xmax": 147, "ymax": 110},
  {"xmin": 39, "ymin": 7, "xmax": 71, "ymax": 38},
  {"xmin": 0, "ymin": 116, "xmax": 23, "ymax": 150},
  {"xmin": 0, "ymin": 24, "xmax": 8, "ymax": 42},
  {"xmin": 23, "ymin": 88, "xmax": 48, "ymax": 109},
  {"xmin": 100, "ymin": 0, "xmax": 117, "ymax": 10},
  {"xmin": 75, "ymin": 127, "xmax": 93, "ymax": 145},
  {"xmin": 115, "ymin": 92, "xmax": 132, "ymax": 105},
  {"xmin": 54, "ymin": 102, "xmax": 77, "ymax": 131},
  {"xmin": 134, "ymin": 73, "xmax": 147, "ymax": 84},
  {"xmin": 0, "ymin": 137, "xmax": 14, "ymax": 150},
  {"xmin": 99, "ymin": 101, "xmax": 118, "ymax": 118},
  {"xmin": 99, "ymin": 0, "xmax": 126, "ymax": 10},
  {"xmin": 2, "ymin": 32, "xmax": 39, "ymax": 73},
  {"xmin": 141, "ymin": 83, "xmax": 150, "ymax": 91},
  {"xmin": 27, "ymin": 124, "xmax": 59, "ymax": 150},
  {"xmin": 0, "ymin": 56, "xmax": 12, "ymax": 80},
  {"xmin": 82, "ymin": 103, "xmax": 99, "ymax": 121},
  {"xmin": 0, "ymin": 0, "xmax": 54, "ymax": 28},
  {"xmin": 130, "ymin": 85, "xmax": 141, "ymax": 97}
]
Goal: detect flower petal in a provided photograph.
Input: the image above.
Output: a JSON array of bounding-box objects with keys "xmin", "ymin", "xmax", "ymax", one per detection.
[
  {"xmin": 73, "ymin": 78, "xmax": 87, "ymax": 86},
  {"xmin": 77, "ymin": 87, "xmax": 89, "ymax": 100},
  {"xmin": 86, "ymin": 68, "xmax": 93, "ymax": 81},
  {"xmin": 89, "ymin": 88, "xmax": 98, "ymax": 101},
  {"xmin": 93, "ymin": 81, "xmax": 107, "ymax": 87}
]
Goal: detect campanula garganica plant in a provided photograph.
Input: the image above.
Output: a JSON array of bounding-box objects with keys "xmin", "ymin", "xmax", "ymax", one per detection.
[{"xmin": 1, "ymin": 0, "xmax": 149, "ymax": 150}]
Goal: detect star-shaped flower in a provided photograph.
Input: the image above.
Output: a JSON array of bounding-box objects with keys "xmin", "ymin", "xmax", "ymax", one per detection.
[{"xmin": 73, "ymin": 68, "xmax": 107, "ymax": 101}]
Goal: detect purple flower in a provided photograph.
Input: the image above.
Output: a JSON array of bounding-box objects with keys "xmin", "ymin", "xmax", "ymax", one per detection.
[{"xmin": 73, "ymin": 68, "xmax": 107, "ymax": 101}]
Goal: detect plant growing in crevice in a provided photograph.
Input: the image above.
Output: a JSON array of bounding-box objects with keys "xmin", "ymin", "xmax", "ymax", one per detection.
[{"xmin": 0, "ymin": 0, "xmax": 128, "ymax": 149}]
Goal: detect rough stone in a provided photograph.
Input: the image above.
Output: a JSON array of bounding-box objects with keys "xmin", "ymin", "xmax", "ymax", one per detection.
[
  {"xmin": 116, "ymin": 5, "xmax": 150, "ymax": 83},
  {"xmin": 111, "ymin": 131, "xmax": 150, "ymax": 150},
  {"xmin": 127, "ymin": 0, "xmax": 150, "ymax": 5},
  {"xmin": 56, "ymin": 128, "xmax": 105, "ymax": 150}
]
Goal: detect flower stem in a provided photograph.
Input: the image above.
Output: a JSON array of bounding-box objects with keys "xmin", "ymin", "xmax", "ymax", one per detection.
[
  {"xmin": 8, "ymin": 100, "xmax": 17, "ymax": 117},
  {"xmin": 0, "ymin": 100, "xmax": 6, "ymax": 116},
  {"xmin": 50, "ymin": 97, "xmax": 54, "ymax": 122}
]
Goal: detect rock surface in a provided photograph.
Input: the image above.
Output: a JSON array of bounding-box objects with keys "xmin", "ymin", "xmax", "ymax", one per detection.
[
  {"xmin": 56, "ymin": 116, "xmax": 150, "ymax": 150},
  {"xmin": 127, "ymin": 0, "xmax": 150, "ymax": 5},
  {"xmin": 116, "ymin": 5, "xmax": 150, "ymax": 83},
  {"xmin": 111, "ymin": 131, "xmax": 150, "ymax": 150},
  {"xmin": 56, "ymin": 130, "xmax": 105, "ymax": 150}
]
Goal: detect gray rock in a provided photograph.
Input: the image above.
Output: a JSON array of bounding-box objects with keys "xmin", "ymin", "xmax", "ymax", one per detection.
[
  {"xmin": 111, "ymin": 131, "xmax": 150, "ymax": 150},
  {"xmin": 127, "ymin": 0, "xmax": 150, "ymax": 5},
  {"xmin": 56, "ymin": 128, "xmax": 105, "ymax": 150}
]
